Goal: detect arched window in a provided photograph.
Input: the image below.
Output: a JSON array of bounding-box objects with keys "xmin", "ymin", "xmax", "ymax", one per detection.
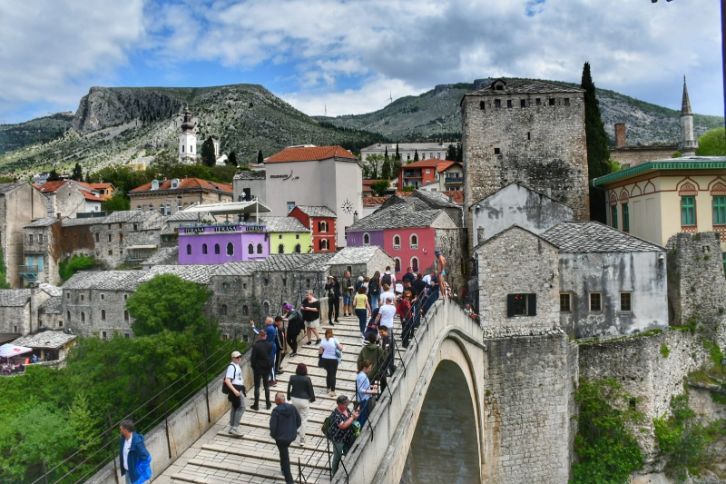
[
  {"xmin": 256, "ymin": 243, "xmax": 263, "ymax": 254},
  {"xmin": 294, "ymin": 244, "xmax": 301, "ymax": 253},
  {"xmin": 410, "ymin": 234, "xmax": 418, "ymax": 249},
  {"xmin": 66, "ymin": 310, "xmax": 71, "ymax": 322},
  {"xmin": 242, "ymin": 304, "xmax": 249, "ymax": 316},
  {"xmin": 394, "ymin": 257, "xmax": 401, "ymax": 273},
  {"xmin": 202, "ymin": 243, "xmax": 208, "ymax": 255},
  {"xmin": 214, "ymin": 244, "xmax": 220, "ymax": 255},
  {"xmin": 411, "ymin": 257, "xmax": 419, "ymax": 273},
  {"xmin": 393, "ymin": 235, "xmax": 401, "ymax": 249},
  {"xmin": 101, "ymin": 310, "xmax": 106, "ymax": 321},
  {"xmin": 227, "ymin": 242, "xmax": 234, "ymax": 256},
  {"xmin": 320, "ymin": 239, "xmax": 329, "ymax": 251},
  {"xmin": 319, "ymin": 221, "xmax": 328, "ymax": 233},
  {"xmin": 278, "ymin": 244, "xmax": 285, "ymax": 254},
  {"xmin": 363, "ymin": 233, "xmax": 370, "ymax": 245},
  {"xmin": 220, "ymin": 304, "xmax": 228, "ymax": 316},
  {"xmin": 186, "ymin": 244, "xmax": 192, "ymax": 255},
  {"xmin": 263, "ymin": 301, "xmax": 270, "ymax": 315},
  {"xmin": 248, "ymin": 243, "xmax": 254, "ymax": 254},
  {"xmin": 81, "ymin": 312, "xmax": 85, "ymax": 323}
]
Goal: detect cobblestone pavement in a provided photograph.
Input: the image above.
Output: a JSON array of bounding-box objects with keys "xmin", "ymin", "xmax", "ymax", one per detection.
[{"xmin": 157, "ymin": 315, "xmax": 386, "ymax": 483}]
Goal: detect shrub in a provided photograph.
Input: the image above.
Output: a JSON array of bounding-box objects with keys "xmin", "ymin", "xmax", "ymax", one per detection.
[
  {"xmin": 59, "ymin": 255, "xmax": 97, "ymax": 282},
  {"xmin": 660, "ymin": 344, "xmax": 670, "ymax": 358}
]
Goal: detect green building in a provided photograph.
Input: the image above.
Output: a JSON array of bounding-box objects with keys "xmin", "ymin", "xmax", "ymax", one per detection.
[{"xmin": 262, "ymin": 216, "xmax": 312, "ymax": 254}]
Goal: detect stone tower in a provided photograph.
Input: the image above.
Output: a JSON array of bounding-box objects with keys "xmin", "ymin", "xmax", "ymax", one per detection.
[
  {"xmin": 461, "ymin": 78, "xmax": 590, "ymax": 247},
  {"xmin": 679, "ymin": 76, "xmax": 698, "ymax": 156},
  {"xmin": 178, "ymin": 108, "xmax": 198, "ymax": 164}
]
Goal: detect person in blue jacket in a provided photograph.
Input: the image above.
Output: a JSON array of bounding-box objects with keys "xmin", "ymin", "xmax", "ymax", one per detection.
[{"xmin": 119, "ymin": 419, "xmax": 152, "ymax": 484}]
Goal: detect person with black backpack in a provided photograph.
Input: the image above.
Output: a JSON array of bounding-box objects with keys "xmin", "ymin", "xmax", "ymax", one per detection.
[
  {"xmin": 223, "ymin": 350, "xmax": 246, "ymax": 436},
  {"xmin": 250, "ymin": 331, "xmax": 273, "ymax": 411},
  {"xmin": 282, "ymin": 303, "xmax": 304, "ymax": 357},
  {"xmin": 327, "ymin": 395, "xmax": 359, "ymax": 475}
]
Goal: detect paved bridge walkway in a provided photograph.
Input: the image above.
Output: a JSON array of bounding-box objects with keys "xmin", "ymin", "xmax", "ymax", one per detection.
[{"xmin": 157, "ymin": 314, "xmax": 388, "ymax": 483}]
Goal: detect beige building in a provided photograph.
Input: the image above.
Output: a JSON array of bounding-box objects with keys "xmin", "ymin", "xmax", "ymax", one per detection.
[
  {"xmin": 593, "ymin": 155, "xmax": 726, "ymax": 268},
  {"xmin": 129, "ymin": 178, "xmax": 233, "ymax": 215}
]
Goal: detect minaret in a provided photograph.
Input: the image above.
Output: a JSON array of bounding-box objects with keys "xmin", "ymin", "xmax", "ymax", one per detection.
[
  {"xmin": 679, "ymin": 76, "xmax": 698, "ymax": 156},
  {"xmin": 178, "ymin": 108, "xmax": 198, "ymax": 164}
]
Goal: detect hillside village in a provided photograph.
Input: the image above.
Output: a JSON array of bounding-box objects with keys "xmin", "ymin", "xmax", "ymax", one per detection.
[{"xmin": 0, "ymin": 74, "xmax": 725, "ymax": 482}]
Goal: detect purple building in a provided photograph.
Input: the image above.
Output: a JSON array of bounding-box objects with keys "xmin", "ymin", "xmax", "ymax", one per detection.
[{"xmin": 178, "ymin": 223, "xmax": 269, "ymax": 265}]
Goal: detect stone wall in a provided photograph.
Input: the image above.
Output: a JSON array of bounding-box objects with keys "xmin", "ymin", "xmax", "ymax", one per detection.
[
  {"xmin": 667, "ymin": 232, "xmax": 726, "ymax": 341},
  {"xmin": 63, "ymin": 289, "xmax": 134, "ymax": 337},
  {"xmin": 435, "ymin": 227, "xmax": 466, "ymax": 291},
  {"xmin": 578, "ymin": 329, "xmax": 710, "ymax": 465},
  {"xmin": 483, "ymin": 330, "xmax": 578, "ymax": 483},
  {"xmin": 0, "ymin": 304, "xmax": 29, "ymax": 334},
  {"xmin": 91, "ymin": 223, "xmax": 161, "ymax": 269}
]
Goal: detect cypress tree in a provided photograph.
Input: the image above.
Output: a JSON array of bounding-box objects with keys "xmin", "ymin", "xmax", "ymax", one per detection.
[
  {"xmin": 581, "ymin": 62, "xmax": 610, "ymax": 223},
  {"xmin": 71, "ymin": 163, "xmax": 83, "ymax": 181},
  {"xmin": 257, "ymin": 150, "xmax": 264, "ymax": 164},
  {"xmin": 395, "ymin": 144, "xmax": 400, "ymax": 161},
  {"xmin": 413, "ymin": 149, "xmax": 419, "ymax": 161},
  {"xmin": 201, "ymin": 137, "xmax": 216, "ymax": 166},
  {"xmin": 226, "ymin": 151, "xmax": 238, "ymax": 166},
  {"xmin": 446, "ymin": 144, "xmax": 457, "ymax": 161}
]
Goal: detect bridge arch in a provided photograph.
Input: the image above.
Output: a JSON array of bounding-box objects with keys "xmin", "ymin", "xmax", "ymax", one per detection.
[{"xmin": 338, "ymin": 300, "xmax": 488, "ymax": 484}]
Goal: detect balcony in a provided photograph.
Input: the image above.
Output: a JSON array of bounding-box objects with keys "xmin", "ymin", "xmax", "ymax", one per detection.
[
  {"xmin": 444, "ymin": 176, "xmax": 464, "ymax": 185},
  {"xmin": 19, "ymin": 265, "xmax": 41, "ymax": 284}
]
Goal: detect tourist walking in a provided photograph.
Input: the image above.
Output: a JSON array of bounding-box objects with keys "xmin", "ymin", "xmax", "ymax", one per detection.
[
  {"xmin": 301, "ymin": 290, "xmax": 321, "ymax": 344},
  {"xmin": 328, "ymin": 395, "xmax": 359, "ymax": 475},
  {"xmin": 381, "ymin": 266, "xmax": 396, "ymax": 286},
  {"xmin": 435, "ymin": 249, "xmax": 447, "ymax": 287},
  {"xmin": 368, "ymin": 271, "xmax": 381, "ymax": 311},
  {"xmin": 379, "ymin": 282, "xmax": 396, "ymax": 308},
  {"xmin": 274, "ymin": 316, "xmax": 287, "ymax": 376},
  {"xmin": 357, "ymin": 332, "xmax": 387, "ymax": 394},
  {"xmin": 325, "ymin": 275, "xmax": 341, "ymax": 325},
  {"xmin": 342, "ymin": 270, "xmax": 354, "ymax": 317},
  {"xmin": 250, "ymin": 331, "xmax": 273, "ymax": 410},
  {"xmin": 353, "ymin": 286, "xmax": 371, "ymax": 337},
  {"xmin": 119, "ymin": 419, "xmax": 152, "ymax": 484},
  {"xmin": 379, "ymin": 325, "xmax": 396, "ymax": 376},
  {"xmin": 287, "ymin": 363, "xmax": 315, "ymax": 445},
  {"xmin": 224, "ymin": 350, "xmax": 246, "ymax": 436},
  {"xmin": 355, "ymin": 360, "xmax": 378, "ymax": 427},
  {"xmin": 282, "ymin": 303, "xmax": 304, "ymax": 357},
  {"xmin": 376, "ymin": 295, "xmax": 397, "ymax": 334},
  {"xmin": 269, "ymin": 392, "xmax": 301, "ymax": 484},
  {"xmin": 319, "ymin": 328, "xmax": 343, "ymax": 396},
  {"xmin": 263, "ymin": 317, "xmax": 279, "ymax": 384}
]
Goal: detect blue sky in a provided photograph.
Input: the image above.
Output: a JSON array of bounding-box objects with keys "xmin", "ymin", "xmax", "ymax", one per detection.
[{"xmin": 0, "ymin": 0, "xmax": 723, "ymax": 124}]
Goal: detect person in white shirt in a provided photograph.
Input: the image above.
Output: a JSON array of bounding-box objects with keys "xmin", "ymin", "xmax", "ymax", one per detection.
[
  {"xmin": 376, "ymin": 296, "xmax": 397, "ymax": 332},
  {"xmin": 378, "ymin": 283, "xmax": 396, "ymax": 308},
  {"xmin": 224, "ymin": 350, "xmax": 246, "ymax": 436}
]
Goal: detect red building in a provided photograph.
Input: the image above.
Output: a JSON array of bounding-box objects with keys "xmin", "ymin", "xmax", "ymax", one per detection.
[
  {"xmin": 289, "ymin": 205, "xmax": 337, "ymax": 252},
  {"xmin": 397, "ymin": 159, "xmax": 454, "ymax": 190}
]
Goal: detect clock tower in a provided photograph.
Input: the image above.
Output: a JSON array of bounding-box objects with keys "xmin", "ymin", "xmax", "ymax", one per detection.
[{"xmin": 178, "ymin": 108, "xmax": 198, "ymax": 164}]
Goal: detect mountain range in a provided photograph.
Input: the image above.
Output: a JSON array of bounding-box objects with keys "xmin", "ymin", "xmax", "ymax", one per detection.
[{"xmin": 0, "ymin": 79, "xmax": 721, "ymax": 177}]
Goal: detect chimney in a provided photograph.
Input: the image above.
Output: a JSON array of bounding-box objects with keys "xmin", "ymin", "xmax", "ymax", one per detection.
[{"xmin": 614, "ymin": 123, "xmax": 626, "ymax": 149}]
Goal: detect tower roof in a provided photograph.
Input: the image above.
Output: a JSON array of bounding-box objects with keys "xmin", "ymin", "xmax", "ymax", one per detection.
[
  {"xmin": 181, "ymin": 108, "xmax": 195, "ymax": 131},
  {"xmin": 681, "ymin": 76, "xmax": 692, "ymax": 116}
]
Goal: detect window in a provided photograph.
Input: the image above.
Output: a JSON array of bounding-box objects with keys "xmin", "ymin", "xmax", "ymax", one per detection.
[
  {"xmin": 479, "ymin": 101, "xmax": 485, "ymax": 110},
  {"xmin": 67, "ymin": 310, "xmax": 71, "ymax": 322},
  {"xmin": 101, "ymin": 310, "xmax": 106, "ymax": 321},
  {"xmin": 124, "ymin": 310, "xmax": 129, "ymax": 321},
  {"xmin": 494, "ymin": 99, "xmax": 501, "ymax": 108},
  {"xmin": 563, "ymin": 98, "xmax": 570, "ymax": 106},
  {"xmin": 278, "ymin": 244, "xmax": 284, "ymax": 254},
  {"xmin": 410, "ymin": 257, "xmax": 419, "ymax": 273},
  {"xmin": 257, "ymin": 243, "xmax": 263, "ymax": 254},
  {"xmin": 713, "ymin": 196, "xmax": 726, "ymax": 225},
  {"xmin": 319, "ymin": 221, "xmax": 328, "ymax": 233},
  {"xmin": 590, "ymin": 293, "xmax": 602, "ymax": 312},
  {"xmin": 394, "ymin": 257, "xmax": 401, "ymax": 273},
  {"xmin": 506, "ymin": 99, "xmax": 513, "ymax": 108},
  {"xmin": 242, "ymin": 305, "xmax": 249, "ymax": 316},
  {"xmin": 220, "ymin": 304, "xmax": 228, "ymax": 316},
  {"xmin": 622, "ymin": 203, "xmax": 630, "ymax": 232},
  {"xmin": 527, "ymin": 131, "xmax": 531, "ymax": 141},
  {"xmin": 95, "ymin": 233, "xmax": 99, "ymax": 242},
  {"xmin": 520, "ymin": 99, "xmax": 527, "ymax": 108},
  {"xmin": 320, "ymin": 239, "xmax": 329, "ymax": 251},
  {"xmin": 214, "ymin": 243, "xmax": 221, "ymax": 255},
  {"xmin": 202, "ymin": 243, "xmax": 208, "ymax": 255},
  {"xmin": 494, "ymin": 148, "xmax": 501, "ymax": 155},
  {"xmin": 28, "ymin": 234, "xmax": 33, "ymax": 244},
  {"xmin": 186, "ymin": 244, "xmax": 192, "ymax": 255},
  {"xmin": 548, "ymin": 98, "xmax": 556, "ymax": 106},
  {"xmin": 287, "ymin": 201, "xmax": 295, "ymax": 213},
  {"xmin": 248, "ymin": 243, "xmax": 254, "ymax": 254},
  {"xmin": 101, "ymin": 331, "xmax": 106, "ymax": 340},
  {"xmin": 410, "ymin": 234, "xmax": 418, "ymax": 249},
  {"xmin": 81, "ymin": 312, "xmax": 85, "ymax": 323},
  {"xmin": 611, "ymin": 204, "xmax": 618, "ymax": 229},
  {"xmin": 294, "ymin": 244, "xmax": 301, "ymax": 253},
  {"xmin": 58, "ymin": 320, "xmax": 63, "ymax": 328},
  {"xmin": 393, "ymin": 235, "xmax": 401, "ymax": 249},
  {"xmin": 536, "ymin": 98, "xmax": 541, "ymax": 106},
  {"xmin": 506, "ymin": 293, "xmax": 537, "ymax": 317},
  {"xmin": 620, "ymin": 292, "xmax": 632, "ymax": 312},
  {"xmin": 560, "ymin": 293, "xmax": 571, "ymax": 312},
  {"xmin": 263, "ymin": 301, "xmax": 270, "ymax": 315},
  {"xmin": 108, "ymin": 233, "xmax": 112, "ymax": 242},
  {"xmin": 680, "ymin": 196, "xmax": 696, "ymax": 226},
  {"xmin": 363, "ymin": 233, "xmax": 370, "ymax": 245},
  {"xmin": 722, "ymin": 252, "xmax": 726, "ymax": 275},
  {"xmin": 227, "ymin": 242, "xmax": 234, "ymax": 256}
]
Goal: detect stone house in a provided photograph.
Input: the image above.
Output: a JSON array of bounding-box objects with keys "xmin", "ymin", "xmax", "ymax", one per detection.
[
  {"xmin": 34, "ymin": 180, "xmax": 106, "ymax": 218},
  {"xmin": 541, "ymin": 222, "xmax": 668, "ymax": 338},
  {"xmin": 289, "ymin": 205, "xmax": 336, "ymax": 253},
  {"xmin": 129, "ymin": 178, "xmax": 233, "ymax": 215},
  {"xmin": 210, "ymin": 261, "xmax": 262, "ymax": 341},
  {"xmin": 90, "ymin": 210, "xmax": 164, "ymax": 268},
  {"xmin": 21, "ymin": 217, "xmax": 62, "ymax": 286},
  {"xmin": 12, "ymin": 330, "xmax": 77, "ymax": 362},
  {"xmin": 360, "ymin": 142, "xmax": 457, "ymax": 163},
  {"xmin": 469, "ymin": 183, "xmax": 574, "ymax": 247},
  {"xmin": 461, "ymin": 78, "xmax": 590, "ymax": 250},
  {"xmin": 233, "ymin": 170, "xmax": 266, "ymax": 203},
  {"xmin": 0, "ymin": 183, "xmax": 49, "ymax": 287},
  {"xmin": 0, "ymin": 286, "xmax": 53, "ymax": 335},
  {"xmin": 475, "ymin": 226, "xmax": 561, "ymax": 336},
  {"xmin": 57, "ymin": 215, "xmax": 102, "ymax": 260},
  {"xmin": 261, "ymin": 216, "xmax": 312, "ymax": 254},
  {"xmin": 38, "ymin": 295, "xmax": 63, "ymax": 330},
  {"xmin": 326, "ymin": 246, "xmax": 395, "ymax": 280}
]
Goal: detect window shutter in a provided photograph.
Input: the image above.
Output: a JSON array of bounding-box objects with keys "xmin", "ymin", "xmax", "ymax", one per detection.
[
  {"xmin": 506, "ymin": 294, "xmax": 515, "ymax": 317},
  {"xmin": 528, "ymin": 294, "xmax": 537, "ymax": 316}
]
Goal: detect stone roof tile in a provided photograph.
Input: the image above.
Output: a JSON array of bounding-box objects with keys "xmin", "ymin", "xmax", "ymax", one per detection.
[
  {"xmin": 294, "ymin": 205, "xmax": 337, "ymax": 218},
  {"xmin": 63, "ymin": 271, "xmax": 144, "ymax": 291},
  {"xmin": 0, "ymin": 289, "xmax": 31, "ymax": 307},
  {"xmin": 13, "ymin": 330, "xmax": 76, "ymax": 349},
  {"xmin": 261, "ymin": 216, "xmax": 308, "ymax": 233},
  {"xmin": 541, "ymin": 222, "xmax": 664, "ymax": 253}
]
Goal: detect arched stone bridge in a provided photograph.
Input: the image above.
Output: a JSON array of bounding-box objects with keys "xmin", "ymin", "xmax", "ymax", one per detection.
[{"xmin": 155, "ymin": 299, "xmax": 575, "ymax": 484}]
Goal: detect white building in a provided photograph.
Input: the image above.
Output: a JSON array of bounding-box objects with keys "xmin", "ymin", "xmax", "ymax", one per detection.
[
  {"xmin": 360, "ymin": 142, "xmax": 458, "ymax": 162},
  {"xmin": 178, "ymin": 109, "xmax": 198, "ymax": 164}
]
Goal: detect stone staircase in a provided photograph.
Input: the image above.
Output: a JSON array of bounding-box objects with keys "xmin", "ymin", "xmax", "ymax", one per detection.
[{"xmin": 157, "ymin": 314, "xmax": 387, "ymax": 483}]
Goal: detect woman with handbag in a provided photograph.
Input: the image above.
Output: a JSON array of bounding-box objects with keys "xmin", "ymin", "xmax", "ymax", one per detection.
[
  {"xmin": 318, "ymin": 328, "xmax": 343, "ymax": 397},
  {"xmin": 287, "ymin": 363, "xmax": 315, "ymax": 446}
]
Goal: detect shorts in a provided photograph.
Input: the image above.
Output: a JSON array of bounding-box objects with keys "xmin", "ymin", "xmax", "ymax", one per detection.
[
  {"xmin": 343, "ymin": 294, "xmax": 352, "ymax": 305},
  {"xmin": 305, "ymin": 319, "xmax": 320, "ymax": 329}
]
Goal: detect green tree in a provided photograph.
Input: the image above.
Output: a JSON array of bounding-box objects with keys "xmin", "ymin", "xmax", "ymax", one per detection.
[
  {"xmin": 69, "ymin": 391, "xmax": 100, "ymax": 457},
  {"xmin": 413, "ymin": 149, "xmax": 419, "ymax": 161},
  {"xmin": 446, "ymin": 144, "xmax": 457, "ymax": 161},
  {"xmin": 696, "ymin": 127, "xmax": 726, "ymax": 156},
  {"xmin": 364, "ymin": 155, "xmax": 383, "ymax": 179},
  {"xmin": 71, "ymin": 162, "xmax": 83, "ymax": 181},
  {"xmin": 393, "ymin": 158, "xmax": 402, "ymax": 178},
  {"xmin": 59, "ymin": 255, "xmax": 97, "ymax": 282},
  {"xmin": 395, "ymin": 144, "xmax": 400, "ymax": 161},
  {"xmin": 47, "ymin": 169, "xmax": 61, "ymax": 181},
  {"xmin": 101, "ymin": 192, "xmax": 130, "ymax": 213},
  {"xmin": 456, "ymin": 142, "xmax": 463, "ymax": 162},
  {"xmin": 257, "ymin": 150, "xmax": 264, "ymax": 164},
  {"xmin": 0, "ymin": 246, "xmax": 9, "ymax": 289},
  {"xmin": 372, "ymin": 180, "xmax": 389, "ymax": 196},
  {"xmin": 381, "ymin": 158, "xmax": 393, "ymax": 180},
  {"xmin": 201, "ymin": 137, "xmax": 216, "ymax": 166},
  {"xmin": 581, "ymin": 62, "xmax": 610, "ymax": 223},
  {"xmin": 227, "ymin": 151, "xmax": 238, "ymax": 166}
]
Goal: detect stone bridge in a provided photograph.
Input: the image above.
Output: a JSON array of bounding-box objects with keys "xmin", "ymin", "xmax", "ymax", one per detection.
[{"xmin": 154, "ymin": 299, "xmax": 576, "ymax": 484}]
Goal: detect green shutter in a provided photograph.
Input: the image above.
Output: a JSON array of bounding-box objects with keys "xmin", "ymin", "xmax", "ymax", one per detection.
[
  {"xmin": 680, "ymin": 196, "xmax": 696, "ymax": 226},
  {"xmin": 713, "ymin": 196, "xmax": 726, "ymax": 225},
  {"xmin": 622, "ymin": 203, "xmax": 630, "ymax": 232}
]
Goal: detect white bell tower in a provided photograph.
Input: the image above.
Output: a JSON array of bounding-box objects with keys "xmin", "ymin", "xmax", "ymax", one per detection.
[{"xmin": 179, "ymin": 108, "xmax": 198, "ymax": 164}]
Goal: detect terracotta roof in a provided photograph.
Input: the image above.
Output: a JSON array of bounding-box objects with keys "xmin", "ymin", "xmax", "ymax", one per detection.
[
  {"xmin": 130, "ymin": 178, "xmax": 233, "ymax": 194},
  {"xmin": 363, "ymin": 196, "xmax": 387, "ymax": 207},
  {"xmin": 401, "ymin": 159, "xmax": 453, "ymax": 170},
  {"xmin": 362, "ymin": 179, "xmax": 386, "ymax": 187},
  {"xmin": 82, "ymin": 191, "xmax": 104, "ymax": 203},
  {"xmin": 266, "ymin": 145, "xmax": 357, "ymax": 163},
  {"xmin": 437, "ymin": 161, "xmax": 458, "ymax": 173},
  {"xmin": 443, "ymin": 191, "xmax": 464, "ymax": 204},
  {"xmin": 34, "ymin": 180, "xmax": 66, "ymax": 193},
  {"xmin": 86, "ymin": 182, "xmax": 113, "ymax": 190}
]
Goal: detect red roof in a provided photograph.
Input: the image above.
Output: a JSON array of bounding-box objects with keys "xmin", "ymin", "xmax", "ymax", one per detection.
[
  {"xmin": 86, "ymin": 182, "xmax": 113, "ymax": 190},
  {"xmin": 443, "ymin": 190, "xmax": 464, "ymax": 205},
  {"xmin": 362, "ymin": 179, "xmax": 386, "ymax": 187},
  {"xmin": 401, "ymin": 159, "xmax": 453, "ymax": 170},
  {"xmin": 82, "ymin": 191, "xmax": 105, "ymax": 203},
  {"xmin": 436, "ymin": 161, "xmax": 457, "ymax": 173},
  {"xmin": 266, "ymin": 145, "xmax": 356, "ymax": 163},
  {"xmin": 363, "ymin": 196, "xmax": 387, "ymax": 207},
  {"xmin": 34, "ymin": 180, "xmax": 66, "ymax": 193},
  {"xmin": 130, "ymin": 178, "xmax": 233, "ymax": 194}
]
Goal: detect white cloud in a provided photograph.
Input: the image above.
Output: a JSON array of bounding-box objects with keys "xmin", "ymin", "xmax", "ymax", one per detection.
[{"xmin": 0, "ymin": 0, "xmax": 145, "ymax": 122}]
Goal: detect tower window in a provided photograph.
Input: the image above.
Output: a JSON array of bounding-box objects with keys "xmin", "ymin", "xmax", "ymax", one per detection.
[
  {"xmin": 479, "ymin": 101, "xmax": 485, "ymax": 110},
  {"xmin": 620, "ymin": 293, "xmax": 632, "ymax": 312},
  {"xmin": 590, "ymin": 293, "xmax": 602, "ymax": 312},
  {"xmin": 536, "ymin": 98, "xmax": 541, "ymax": 106},
  {"xmin": 548, "ymin": 98, "xmax": 556, "ymax": 106},
  {"xmin": 506, "ymin": 99, "xmax": 512, "ymax": 108},
  {"xmin": 560, "ymin": 293, "xmax": 571, "ymax": 312},
  {"xmin": 507, "ymin": 294, "xmax": 537, "ymax": 317},
  {"xmin": 494, "ymin": 99, "xmax": 501, "ymax": 108},
  {"xmin": 563, "ymin": 98, "xmax": 570, "ymax": 106},
  {"xmin": 520, "ymin": 99, "xmax": 527, "ymax": 108},
  {"xmin": 494, "ymin": 148, "xmax": 501, "ymax": 155},
  {"xmin": 527, "ymin": 132, "xmax": 531, "ymax": 141}
]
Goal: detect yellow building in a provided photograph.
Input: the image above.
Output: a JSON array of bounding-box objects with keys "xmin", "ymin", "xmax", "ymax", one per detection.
[
  {"xmin": 261, "ymin": 216, "xmax": 312, "ymax": 254},
  {"xmin": 593, "ymin": 156, "xmax": 726, "ymax": 271}
]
